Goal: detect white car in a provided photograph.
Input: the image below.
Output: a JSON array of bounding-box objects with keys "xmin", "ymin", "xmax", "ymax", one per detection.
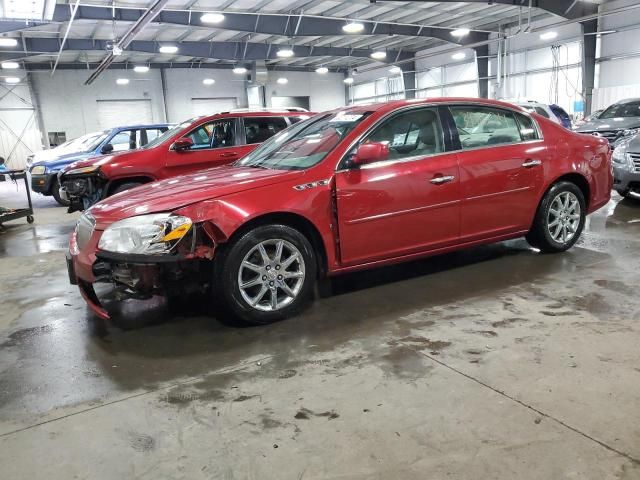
[{"xmin": 504, "ymin": 100, "xmax": 562, "ymax": 125}]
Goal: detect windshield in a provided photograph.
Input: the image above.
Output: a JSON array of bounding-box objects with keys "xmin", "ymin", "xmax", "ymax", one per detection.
[
  {"xmin": 236, "ymin": 111, "xmax": 368, "ymax": 170},
  {"xmin": 59, "ymin": 131, "xmax": 109, "ymax": 153},
  {"xmin": 599, "ymin": 101, "xmax": 640, "ymax": 119},
  {"xmin": 142, "ymin": 118, "xmax": 198, "ymax": 149}
]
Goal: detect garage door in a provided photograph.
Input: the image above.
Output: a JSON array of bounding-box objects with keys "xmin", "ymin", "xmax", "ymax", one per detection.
[
  {"xmin": 191, "ymin": 97, "xmax": 237, "ymax": 116},
  {"xmin": 96, "ymin": 99, "xmax": 153, "ymax": 130}
]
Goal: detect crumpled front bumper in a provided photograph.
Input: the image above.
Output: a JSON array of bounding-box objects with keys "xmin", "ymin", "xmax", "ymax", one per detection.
[{"xmin": 60, "ymin": 173, "xmax": 104, "ymax": 212}]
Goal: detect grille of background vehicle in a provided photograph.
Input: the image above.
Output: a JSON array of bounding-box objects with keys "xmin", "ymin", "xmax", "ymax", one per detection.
[
  {"xmin": 629, "ymin": 153, "xmax": 640, "ymax": 173},
  {"xmin": 584, "ymin": 130, "xmax": 622, "ymax": 143},
  {"xmin": 76, "ymin": 213, "xmax": 95, "ymax": 250}
]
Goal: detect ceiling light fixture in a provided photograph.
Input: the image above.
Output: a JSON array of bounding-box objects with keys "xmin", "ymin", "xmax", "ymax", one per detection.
[
  {"xmin": 277, "ymin": 77, "xmax": 288, "ymax": 84},
  {"xmin": 315, "ymin": 66, "xmax": 329, "ymax": 74},
  {"xmin": 0, "ymin": 38, "xmax": 18, "ymax": 47},
  {"xmin": 342, "ymin": 21, "xmax": 365, "ymax": 34},
  {"xmin": 133, "ymin": 65, "xmax": 149, "ymax": 73},
  {"xmin": 203, "ymin": 78, "xmax": 215, "ymax": 85},
  {"xmin": 158, "ymin": 45, "xmax": 178, "ymax": 54},
  {"xmin": 452, "ymin": 52, "xmax": 466, "ymax": 60},
  {"xmin": 1, "ymin": 62, "xmax": 19, "ymax": 69},
  {"xmin": 116, "ymin": 78, "xmax": 130, "ymax": 85},
  {"xmin": 232, "ymin": 66, "xmax": 247, "ymax": 74},
  {"xmin": 200, "ymin": 13, "xmax": 225, "ymax": 24},
  {"xmin": 450, "ymin": 28, "xmax": 470, "ymax": 37},
  {"xmin": 344, "ymin": 77, "xmax": 354, "ymax": 84},
  {"xmin": 5, "ymin": 77, "xmax": 20, "ymax": 84},
  {"xmin": 277, "ymin": 48, "xmax": 294, "ymax": 58},
  {"xmin": 389, "ymin": 66, "xmax": 402, "ymax": 74},
  {"xmin": 370, "ymin": 51, "xmax": 387, "ymax": 60},
  {"xmin": 539, "ymin": 31, "xmax": 558, "ymax": 40}
]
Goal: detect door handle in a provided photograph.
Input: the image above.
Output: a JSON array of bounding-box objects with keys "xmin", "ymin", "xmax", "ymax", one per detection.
[
  {"xmin": 522, "ymin": 159, "xmax": 542, "ymax": 168},
  {"xmin": 430, "ymin": 175, "xmax": 455, "ymax": 185},
  {"xmin": 220, "ymin": 152, "xmax": 239, "ymax": 158}
]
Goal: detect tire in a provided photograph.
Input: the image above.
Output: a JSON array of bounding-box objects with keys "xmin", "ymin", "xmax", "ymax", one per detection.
[
  {"xmin": 526, "ymin": 181, "xmax": 586, "ymax": 253},
  {"xmin": 110, "ymin": 182, "xmax": 143, "ymax": 196},
  {"xmin": 214, "ymin": 224, "xmax": 317, "ymax": 326},
  {"xmin": 51, "ymin": 178, "xmax": 70, "ymax": 207}
]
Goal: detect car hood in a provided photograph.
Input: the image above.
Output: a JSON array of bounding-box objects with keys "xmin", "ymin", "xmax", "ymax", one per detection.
[
  {"xmin": 61, "ymin": 150, "xmax": 134, "ymax": 173},
  {"xmin": 576, "ymin": 117, "xmax": 640, "ymax": 132},
  {"xmin": 31, "ymin": 151, "xmax": 94, "ymax": 169},
  {"xmin": 88, "ymin": 165, "xmax": 303, "ymax": 226}
]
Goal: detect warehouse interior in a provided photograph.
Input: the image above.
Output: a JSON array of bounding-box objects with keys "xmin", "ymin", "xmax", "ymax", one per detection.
[{"xmin": 1, "ymin": 0, "xmax": 639, "ymax": 478}]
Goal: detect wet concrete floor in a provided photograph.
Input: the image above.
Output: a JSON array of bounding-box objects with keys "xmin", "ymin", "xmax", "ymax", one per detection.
[{"xmin": 1, "ymin": 180, "xmax": 639, "ymax": 479}]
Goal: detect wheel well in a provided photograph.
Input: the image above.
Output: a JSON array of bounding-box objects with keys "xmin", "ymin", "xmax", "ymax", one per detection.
[
  {"xmin": 551, "ymin": 173, "xmax": 590, "ymax": 208},
  {"xmin": 226, "ymin": 212, "xmax": 328, "ymax": 277},
  {"xmin": 107, "ymin": 176, "xmax": 154, "ymax": 195}
]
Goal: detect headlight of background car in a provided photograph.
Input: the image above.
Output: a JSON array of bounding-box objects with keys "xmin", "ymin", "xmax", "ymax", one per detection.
[
  {"xmin": 30, "ymin": 165, "xmax": 46, "ymax": 175},
  {"xmin": 64, "ymin": 165, "xmax": 100, "ymax": 176},
  {"xmin": 98, "ymin": 213, "xmax": 192, "ymax": 255},
  {"xmin": 612, "ymin": 140, "xmax": 632, "ymax": 166}
]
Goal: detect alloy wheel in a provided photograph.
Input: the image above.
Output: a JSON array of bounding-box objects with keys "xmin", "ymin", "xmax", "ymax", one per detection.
[
  {"xmin": 238, "ymin": 239, "xmax": 306, "ymax": 312},
  {"xmin": 547, "ymin": 191, "xmax": 581, "ymax": 244}
]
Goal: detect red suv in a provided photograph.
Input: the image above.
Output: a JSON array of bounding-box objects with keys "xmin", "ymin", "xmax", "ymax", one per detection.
[
  {"xmin": 67, "ymin": 98, "xmax": 612, "ymax": 326},
  {"xmin": 59, "ymin": 109, "xmax": 310, "ymax": 212}
]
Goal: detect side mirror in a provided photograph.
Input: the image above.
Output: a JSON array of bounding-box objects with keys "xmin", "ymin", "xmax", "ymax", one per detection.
[
  {"xmin": 101, "ymin": 144, "xmax": 114, "ymax": 154},
  {"xmin": 351, "ymin": 142, "xmax": 389, "ymax": 166},
  {"xmin": 172, "ymin": 137, "xmax": 194, "ymax": 152}
]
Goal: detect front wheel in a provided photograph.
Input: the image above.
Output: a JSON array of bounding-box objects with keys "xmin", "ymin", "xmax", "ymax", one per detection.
[
  {"xmin": 214, "ymin": 224, "xmax": 317, "ymax": 326},
  {"xmin": 110, "ymin": 182, "xmax": 143, "ymax": 196},
  {"xmin": 526, "ymin": 181, "xmax": 586, "ymax": 253}
]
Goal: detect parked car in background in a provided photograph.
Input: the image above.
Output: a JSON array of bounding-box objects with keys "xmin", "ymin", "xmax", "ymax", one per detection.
[
  {"xmin": 67, "ymin": 98, "xmax": 612, "ymax": 325},
  {"xmin": 29, "ymin": 124, "xmax": 172, "ymax": 205},
  {"xmin": 575, "ymin": 98, "xmax": 640, "ymax": 146},
  {"xmin": 59, "ymin": 109, "xmax": 311, "ymax": 212},
  {"xmin": 550, "ymin": 104, "xmax": 572, "ymax": 129},
  {"xmin": 510, "ymin": 100, "xmax": 563, "ymax": 126},
  {"xmin": 611, "ymin": 134, "xmax": 640, "ymax": 199},
  {"xmin": 572, "ymin": 109, "xmax": 603, "ymax": 129}
]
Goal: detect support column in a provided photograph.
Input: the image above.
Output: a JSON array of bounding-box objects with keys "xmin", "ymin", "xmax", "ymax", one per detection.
[
  {"xmin": 474, "ymin": 45, "xmax": 489, "ymax": 99},
  {"xmin": 401, "ymin": 60, "xmax": 416, "ymax": 99},
  {"xmin": 581, "ymin": 19, "xmax": 597, "ymax": 115}
]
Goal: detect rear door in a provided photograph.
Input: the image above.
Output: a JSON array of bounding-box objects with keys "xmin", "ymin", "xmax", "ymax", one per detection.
[
  {"xmin": 165, "ymin": 117, "xmax": 251, "ymax": 176},
  {"xmin": 447, "ymin": 105, "xmax": 547, "ymax": 241},
  {"xmin": 335, "ymin": 106, "xmax": 461, "ymax": 265}
]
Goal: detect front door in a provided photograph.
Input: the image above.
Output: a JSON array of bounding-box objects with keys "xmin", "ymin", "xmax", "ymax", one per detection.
[
  {"xmin": 165, "ymin": 118, "xmax": 252, "ymax": 176},
  {"xmin": 448, "ymin": 105, "xmax": 547, "ymax": 241},
  {"xmin": 336, "ymin": 107, "xmax": 461, "ymax": 266}
]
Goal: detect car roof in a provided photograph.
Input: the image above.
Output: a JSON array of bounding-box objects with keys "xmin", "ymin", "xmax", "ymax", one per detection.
[
  {"xmin": 196, "ymin": 109, "xmax": 312, "ymax": 122},
  {"xmin": 335, "ymin": 97, "xmax": 529, "ymax": 115},
  {"xmin": 110, "ymin": 123, "xmax": 174, "ymax": 130}
]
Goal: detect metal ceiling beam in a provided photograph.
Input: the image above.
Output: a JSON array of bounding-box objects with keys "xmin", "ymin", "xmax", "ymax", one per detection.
[
  {"xmin": 85, "ymin": 0, "xmax": 170, "ymax": 85},
  {"xmin": 0, "ymin": 37, "xmax": 414, "ymax": 64},
  {"xmin": 376, "ymin": 0, "xmax": 599, "ymax": 21},
  {"xmin": 50, "ymin": 4, "xmax": 490, "ymax": 46}
]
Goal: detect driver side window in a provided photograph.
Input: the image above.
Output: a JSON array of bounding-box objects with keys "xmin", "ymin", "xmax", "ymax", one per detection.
[
  {"xmin": 361, "ymin": 108, "xmax": 444, "ymax": 161},
  {"xmin": 185, "ymin": 119, "xmax": 235, "ymax": 150}
]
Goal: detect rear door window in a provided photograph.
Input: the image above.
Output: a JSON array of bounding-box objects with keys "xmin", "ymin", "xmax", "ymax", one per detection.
[
  {"xmin": 450, "ymin": 106, "xmax": 522, "ymax": 149},
  {"xmin": 244, "ymin": 117, "xmax": 289, "ymax": 145}
]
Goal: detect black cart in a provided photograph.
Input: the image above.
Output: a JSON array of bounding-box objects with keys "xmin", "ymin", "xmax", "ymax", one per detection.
[{"xmin": 0, "ymin": 169, "xmax": 34, "ymax": 226}]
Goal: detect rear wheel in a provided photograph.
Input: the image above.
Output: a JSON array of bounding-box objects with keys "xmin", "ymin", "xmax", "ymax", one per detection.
[
  {"xmin": 110, "ymin": 181, "xmax": 143, "ymax": 196},
  {"xmin": 51, "ymin": 178, "xmax": 69, "ymax": 207},
  {"xmin": 526, "ymin": 181, "xmax": 586, "ymax": 253},
  {"xmin": 214, "ymin": 224, "xmax": 317, "ymax": 325}
]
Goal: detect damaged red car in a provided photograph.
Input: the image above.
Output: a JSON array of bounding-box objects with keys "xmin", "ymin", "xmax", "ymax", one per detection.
[{"xmin": 67, "ymin": 98, "xmax": 612, "ymax": 325}]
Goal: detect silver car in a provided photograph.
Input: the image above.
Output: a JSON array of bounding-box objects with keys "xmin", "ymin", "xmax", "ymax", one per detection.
[
  {"xmin": 612, "ymin": 135, "xmax": 640, "ymax": 199},
  {"xmin": 576, "ymin": 98, "xmax": 640, "ymax": 145}
]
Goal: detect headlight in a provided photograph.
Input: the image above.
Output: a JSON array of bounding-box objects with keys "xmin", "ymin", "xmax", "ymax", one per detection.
[
  {"xmin": 31, "ymin": 165, "xmax": 46, "ymax": 175},
  {"xmin": 612, "ymin": 141, "xmax": 631, "ymax": 166},
  {"xmin": 622, "ymin": 128, "xmax": 640, "ymax": 138},
  {"xmin": 98, "ymin": 213, "xmax": 192, "ymax": 255},
  {"xmin": 65, "ymin": 165, "xmax": 100, "ymax": 176}
]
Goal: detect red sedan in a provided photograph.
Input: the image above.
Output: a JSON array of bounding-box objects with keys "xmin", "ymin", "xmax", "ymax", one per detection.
[{"xmin": 67, "ymin": 98, "xmax": 612, "ymax": 325}]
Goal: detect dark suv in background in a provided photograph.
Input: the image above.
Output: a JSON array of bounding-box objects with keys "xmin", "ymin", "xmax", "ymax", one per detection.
[{"xmin": 576, "ymin": 98, "xmax": 640, "ymax": 146}]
